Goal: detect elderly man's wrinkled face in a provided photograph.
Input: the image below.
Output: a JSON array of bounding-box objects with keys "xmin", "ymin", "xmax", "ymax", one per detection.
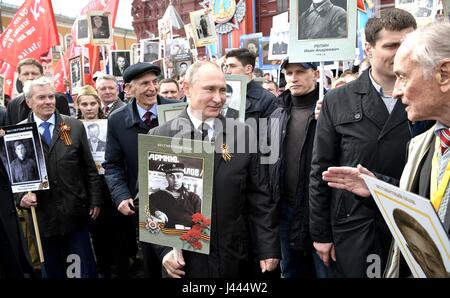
[
  {"xmin": 166, "ymin": 172, "xmax": 184, "ymax": 191},
  {"xmin": 15, "ymin": 144, "xmax": 26, "ymax": 160},
  {"xmin": 393, "ymin": 46, "xmax": 443, "ymax": 123},
  {"xmin": 133, "ymin": 72, "xmax": 158, "ymax": 110},
  {"xmin": 26, "ymin": 84, "xmax": 56, "ymax": 121}
]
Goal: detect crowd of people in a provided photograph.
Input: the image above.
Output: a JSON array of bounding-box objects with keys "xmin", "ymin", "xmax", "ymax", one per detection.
[{"xmin": 0, "ymin": 8, "xmax": 449, "ymax": 280}]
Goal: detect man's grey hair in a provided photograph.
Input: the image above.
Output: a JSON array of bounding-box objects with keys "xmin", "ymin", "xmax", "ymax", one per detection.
[
  {"xmin": 23, "ymin": 76, "xmax": 54, "ymax": 99},
  {"xmin": 184, "ymin": 61, "xmax": 221, "ymax": 85},
  {"xmin": 95, "ymin": 74, "xmax": 118, "ymax": 88},
  {"xmin": 402, "ymin": 21, "xmax": 450, "ymax": 79}
]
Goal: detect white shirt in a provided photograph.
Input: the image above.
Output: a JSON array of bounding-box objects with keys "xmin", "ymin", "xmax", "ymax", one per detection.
[
  {"xmin": 369, "ymin": 70, "xmax": 397, "ymax": 114},
  {"xmin": 187, "ymin": 107, "xmax": 215, "ymax": 141},
  {"xmin": 34, "ymin": 113, "xmax": 55, "ymax": 139}
]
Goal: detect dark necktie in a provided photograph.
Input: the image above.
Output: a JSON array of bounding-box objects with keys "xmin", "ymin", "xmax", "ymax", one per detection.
[
  {"xmin": 104, "ymin": 105, "xmax": 110, "ymax": 115},
  {"xmin": 439, "ymin": 128, "xmax": 450, "ymax": 155},
  {"xmin": 200, "ymin": 123, "xmax": 210, "ymax": 141},
  {"xmin": 40, "ymin": 121, "xmax": 52, "ymax": 145},
  {"xmin": 144, "ymin": 111, "xmax": 152, "ymax": 127}
]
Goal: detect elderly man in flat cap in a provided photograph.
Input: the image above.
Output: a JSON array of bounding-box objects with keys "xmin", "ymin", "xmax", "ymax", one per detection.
[
  {"xmin": 103, "ymin": 62, "xmax": 177, "ymax": 278},
  {"xmin": 149, "ymin": 162, "xmax": 201, "ymax": 229}
]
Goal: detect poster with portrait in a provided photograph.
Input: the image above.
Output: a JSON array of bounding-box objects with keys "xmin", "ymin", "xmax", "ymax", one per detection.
[
  {"xmin": 174, "ymin": 57, "xmax": 193, "ymax": 79},
  {"xmin": 140, "ymin": 39, "xmax": 160, "ymax": 63},
  {"xmin": 396, "ymin": 0, "xmax": 440, "ymax": 26},
  {"xmin": 69, "ymin": 56, "xmax": 83, "ymax": 94},
  {"xmin": 130, "ymin": 43, "xmax": 140, "ymax": 64},
  {"xmin": 184, "ymin": 24, "xmax": 198, "ymax": 56},
  {"xmin": 109, "ymin": 50, "xmax": 131, "ymax": 80},
  {"xmin": 151, "ymin": 59, "xmax": 166, "ymax": 80},
  {"xmin": 167, "ymin": 38, "xmax": 191, "ymax": 60},
  {"xmin": 240, "ymin": 33, "xmax": 263, "ymax": 68},
  {"xmin": 76, "ymin": 15, "xmax": 90, "ymax": 45},
  {"xmin": 259, "ymin": 37, "xmax": 281, "ymax": 70},
  {"xmin": 138, "ymin": 135, "xmax": 214, "ymax": 254},
  {"xmin": 269, "ymin": 26, "xmax": 289, "ymax": 61},
  {"xmin": 158, "ymin": 18, "xmax": 173, "ymax": 42},
  {"xmin": 189, "ymin": 9, "xmax": 218, "ymax": 47},
  {"xmin": 88, "ymin": 12, "xmax": 113, "ymax": 45},
  {"xmin": 0, "ymin": 75, "xmax": 4, "ymax": 107},
  {"xmin": 0, "ymin": 123, "xmax": 49, "ymax": 193},
  {"xmin": 363, "ymin": 175, "xmax": 450, "ymax": 278},
  {"xmin": 224, "ymin": 74, "xmax": 247, "ymax": 123},
  {"xmin": 156, "ymin": 102, "xmax": 188, "ymax": 125},
  {"xmin": 81, "ymin": 120, "xmax": 107, "ymax": 175},
  {"xmin": 289, "ymin": 0, "xmax": 357, "ymax": 62}
]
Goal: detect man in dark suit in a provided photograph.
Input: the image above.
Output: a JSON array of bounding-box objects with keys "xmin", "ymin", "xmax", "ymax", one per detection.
[
  {"xmin": 320, "ymin": 21, "xmax": 450, "ymax": 278},
  {"xmin": 103, "ymin": 62, "xmax": 177, "ymax": 278},
  {"xmin": 87, "ymin": 123, "xmax": 106, "ymax": 153},
  {"xmin": 18, "ymin": 76, "xmax": 101, "ymax": 278},
  {"xmin": 95, "ymin": 74, "xmax": 125, "ymax": 117},
  {"xmin": 221, "ymin": 84, "xmax": 239, "ymax": 119},
  {"xmin": 6, "ymin": 58, "xmax": 70, "ymax": 125},
  {"xmin": 0, "ymin": 159, "xmax": 33, "ymax": 278},
  {"xmin": 309, "ymin": 9, "xmax": 417, "ymax": 277},
  {"xmin": 149, "ymin": 61, "xmax": 280, "ymax": 278},
  {"xmin": 112, "ymin": 55, "xmax": 129, "ymax": 77}
]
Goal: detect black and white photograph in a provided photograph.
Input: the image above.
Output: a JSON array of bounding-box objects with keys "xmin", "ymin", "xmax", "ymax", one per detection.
[
  {"xmin": 76, "ymin": 16, "xmax": 89, "ymax": 45},
  {"xmin": 363, "ymin": 175, "xmax": 450, "ymax": 278},
  {"xmin": 189, "ymin": 9, "xmax": 218, "ymax": 47},
  {"xmin": 69, "ymin": 55, "xmax": 83, "ymax": 94},
  {"xmin": 396, "ymin": 0, "xmax": 439, "ymax": 26},
  {"xmin": 240, "ymin": 33, "xmax": 263, "ymax": 67},
  {"xmin": 138, "ymin": 135, "xmax": 214, "ymax": 254},
  {"xmin": 0, "ymin": 123, "xmax": 49, "ymax": 193},
  {"xmin": 82, "ymin": 119, "xmax": 107, "ymax": 174},
  {"xmin": 109, "ymin": 50, "xmax": 131, "ymax": 79},
  {"xmin": 88, "ymin": 12, "xmax": 113, "ymax": 45},
  {"xmin": 131, "ymin": 42, "xmax": 140, "ymax": 64},
  {"xmin": 224, "ymin": 74, "xmax": 248, "ymax": 123},
  {"xmin": 269, "ymin": 27, "xmax": 289, "ymax": 61},
  {"xmin": 184, "ymin": 24, "xmax": 198, "ymax": 55},
  {"xmin": 140, "ymin": 39, "xmax": 160, "ymax": 63},
  {"xmin": 289, "ymin": 0, "xmax": 357, "ymax": 62},
  {"xmin": 259, "ymin": 37, "xmax": 281, "ymax": 69},
  {"xmin": 174, "ymin": 58, "xmax": 192, "ymax": 78},
  {"xmin": 298, "ymin": 0, "xmax": 348, "ymax": 40}
]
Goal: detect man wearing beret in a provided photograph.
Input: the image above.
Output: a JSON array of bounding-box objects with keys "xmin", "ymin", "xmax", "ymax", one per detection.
[
  {"xmin": 149, "ymin": 61, "xmax": 280, "ymax": 278},
  {"xmin": 103, "ymin": 62, "xmax": 177, "ymax": 277},
  {"xmin": 149, "ymin": 162, "xmax": 201, "ymax": 229}
]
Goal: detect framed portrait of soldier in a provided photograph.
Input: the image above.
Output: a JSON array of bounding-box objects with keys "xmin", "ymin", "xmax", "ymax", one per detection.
[
  {"xmin": 140, "ymin": 39, "xmax": 160, "ymax": 63},
  {"xmin": 130, "ymin": 43, "xmax": 140, "ymax": 64},
  {"xmin": 363, "ymin": 175, "xmax": 450, "ymax": 278},
  {"xmin": 0, "ymin": 75, "xmax": 4, "ymax": 107},
  {"xmin": 138, "ymin": 135, "xmax": 214, "ymax": 254},
  {"xmin": 81, "ymin": 120, "xmax": 107, "ymax": 174},
  {"xmin": 0, "ymin": 123, "xmax": 49, "ymax": 193},
  {"xmin": 224, "ymin": 74, "xmax": 248, "ymax": 123},
  {"xmin": 184, "ymin": 24, "xmax": 198, "ymax": 56},
  {"xmin": 109, "ymin": 50, "xmax": 131, "ymax": 80},
  {"xmin": 174, "ymin": 58, "xmax": 192, "ymax": 78},
  {"xmin": 289, "ymin": 0, "xmax": 357, "ymax": 62},
  {"xmin": 190, "ymin": 9, "xmax": 218, "ymax": 47},
  {"xmin": 259, "ymin": 37, "xmax": 281, "ymax": 70},
  {"xmin": 76, "ymin": 15, "xmax": 90, "ymax": 45},
  {"xmin": 156, "ymin": 102, "xmax": 187, "ymax": 125},
  {"xmin": 69, "ymin": 56, "xmax": 83, "ymax": 94},
  {"xmin": 88, "ymin": 12, "xmax": 113, "ymax": 45},
  {"xmin": 269, "ymin": 27, "xmax": 289, "ymax": 61}
]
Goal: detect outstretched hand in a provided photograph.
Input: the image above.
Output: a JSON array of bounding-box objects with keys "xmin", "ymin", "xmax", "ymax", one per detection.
[{"xmin": 322, "ymin": 164, "xmax": 373, "ymax": 197}]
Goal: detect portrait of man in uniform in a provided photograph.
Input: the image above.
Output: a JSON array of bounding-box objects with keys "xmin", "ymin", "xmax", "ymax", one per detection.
[{"xmin": 8, "ymin": 140, "xmax": 39, "ymax": 183}]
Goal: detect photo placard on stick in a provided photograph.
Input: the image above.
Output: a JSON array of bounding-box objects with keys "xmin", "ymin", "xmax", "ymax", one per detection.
[
  {"xmin": 190, "ymin": 9, "xmax": 218, "ymax": 47},
  {"xmin": 224, "ymin": 74, "xmax": 248, "ymax": 123},
  {"xmin": 140, "ymin": 39, "xmax": 160, "ymax": 63},
  {"xmin": 109, "ymin": 50, "xmax": 132, "ymax": 80},
  {"xmin": 81, "ymin": 120, "xmax": 108, "ymax": 175},
  {"xmin": 138, "ymin": 135, "xmax": 214, "ymax": 254},
  {"xmin": 76, "ymin": 15, "xmax": 90, "ymax": 45},
  {"xmin": 88, "ymin": 12, "xmax": 113, "ymax": 45},
  {"xmin": 289, "ymin": 0, "xmax": 357, "ymax": 62},
  {"xmin": 363, "ymin": 174, "xmax": 450, "ymax": 278},
  {"xmin": 0, "ymin": 123, "xmax": 49, "ymax": 193},
  {"xmin": 69, "ymin": 55, "xmax": 83, "ymax": 94}
]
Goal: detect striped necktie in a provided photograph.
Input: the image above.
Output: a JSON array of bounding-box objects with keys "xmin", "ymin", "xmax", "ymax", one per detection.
[{"xmin": 439, "ymin": 128, "xmax": 450, "ymax": 155}]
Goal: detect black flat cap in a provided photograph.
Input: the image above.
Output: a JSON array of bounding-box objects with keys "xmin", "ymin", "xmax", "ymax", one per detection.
[
  {"xmin": 280, "ymin": 57, "xmax": 317, "ymax": 70},
  {"xmin": 161, "ymin": 162, "xmax": 185, "ymax": 174},
  {"xmin": 123, "ymin": 62, "xmax": 161, "ymax": 84}
]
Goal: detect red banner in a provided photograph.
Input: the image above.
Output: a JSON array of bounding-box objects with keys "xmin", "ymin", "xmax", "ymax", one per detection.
[{"xmin": 0, "ymin": 0, "xmax": 59, "ymax": 69}]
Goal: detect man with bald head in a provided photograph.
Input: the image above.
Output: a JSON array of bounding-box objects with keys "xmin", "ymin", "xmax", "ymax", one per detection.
[{"xmin": 149, "ymin": 61, "xmax": 280, "ymax": 278}]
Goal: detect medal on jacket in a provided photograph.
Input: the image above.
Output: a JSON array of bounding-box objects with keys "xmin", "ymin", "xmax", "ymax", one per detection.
[
  {"xmin": 221, "ymin": 143, "xmax": 232, "ymax": 162},
  {"xmin": 59, "ymin": 122, "xmax": 72, "ymax": 146}
]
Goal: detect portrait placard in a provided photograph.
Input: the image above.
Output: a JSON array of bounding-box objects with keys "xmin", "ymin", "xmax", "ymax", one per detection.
[
  {"xmin": 69, "ymin": 55, "xmax": 83, "ymax": 94},
  {"xmin": 289, "ymin": 0, "xmax": 357, "ymax": 62},
  {"xmin": 138, "ymin": 135, "xmax": 214, "ymax": 254},
  {"xmin": 109, "ymin": 50, "xmax": 132, "ymax": 80},
  {"xmin": 0, "ymin": 123, "xmax": 49, "ymax": 193},
  {"xmin": 140, "ymin": 39, "xmax": 160, "ymax": 63},
  {"xmin": 363, "ymin": 174, "xmax": 450, "ymax": 278},
  {"xmin": 76, "ymin": 15, "xmax": 90, "ymax": 45},
  {"xmin": 81, "ymin": 120, "xmax": 107, "ymax": 175},
  {"xmin": 240, "ymin": 33, "xmax": 263, "ymax": 68},
  {"xmin": 156, "ymin": 102, "xmax": 187, "ymax": 125},
  {"xmin": 88, "ymin": 12, "xmax": 113, "ymax": 45},
  {"xmin": 224, "ymin": 74, "xmax": 248, "ymax": 123},
  {"xmin": 268, "ymin": 26, "xmax": 289, "ymax": 61},
  {"xmin": 184, "ymin": 24, "xmax": 198, "ymax": 56},
  {"xmin": 395, "ymin": 0, "xmax": 440, "ymax": 26},
  {"xmin": 259, "ymin": 37, "xmax": 281, "ymax": 70},
  {"xmin": 131, "ymin": 43, "xmax": 140, "ymax": 64},
  {"xmin": 189, "ymin": 9, "xmax": 218, "ymax": 47}
]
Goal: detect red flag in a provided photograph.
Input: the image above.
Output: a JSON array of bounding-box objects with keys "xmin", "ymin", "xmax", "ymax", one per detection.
[
  {"xmin": 0, "ymin": 61, "xmax": 17, "ymax": 98},
  {"xmin": 0, "ymin": 0, "xmax": 59, "ymax": 68}
]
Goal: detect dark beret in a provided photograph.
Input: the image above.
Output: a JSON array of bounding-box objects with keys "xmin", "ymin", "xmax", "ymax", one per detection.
[
  {"xmin": 123, "ymin": 62, "xmax": 161, "ymax": 84},
  {"xmin": 161, "ymin": 162, "xmax": 185, "ymax": 174}
]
